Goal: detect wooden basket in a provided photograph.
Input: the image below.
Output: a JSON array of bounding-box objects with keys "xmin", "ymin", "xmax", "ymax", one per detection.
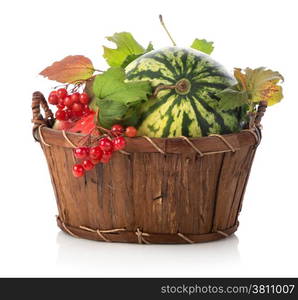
[{"xmin": 32, "ymin": 91, "xmax": 267, "ymax": 244}]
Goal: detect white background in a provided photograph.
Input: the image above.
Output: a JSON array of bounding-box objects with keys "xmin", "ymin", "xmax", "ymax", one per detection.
[{"xmin": 0, "ymin": 0, "xmax": 297, "ymax": 277}]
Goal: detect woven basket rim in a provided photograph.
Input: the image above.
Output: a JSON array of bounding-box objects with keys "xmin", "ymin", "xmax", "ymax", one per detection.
[
  {"xmin": 37, "ymin": 126, "xmax": 260, "ymax": 155},
  {"xmin": 45, "ymin": 126, "xmax": 249, "ymax": 141}
]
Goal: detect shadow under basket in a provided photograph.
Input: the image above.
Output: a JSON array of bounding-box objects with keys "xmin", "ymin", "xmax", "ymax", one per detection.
[{"xmin": 32, "ymin": 91, "xmax": 267, "ymax": 244}]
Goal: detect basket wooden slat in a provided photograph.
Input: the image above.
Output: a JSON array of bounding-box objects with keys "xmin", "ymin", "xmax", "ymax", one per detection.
[
  {"xmin": 39, "ymin": 129, "xmax": 257, "ymax": 244},
  {"xmin": 213, "ymin": 145, "xmax": 252, "ymax": 231}
]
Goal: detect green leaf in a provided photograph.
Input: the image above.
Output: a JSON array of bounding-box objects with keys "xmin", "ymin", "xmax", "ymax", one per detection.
[
  {"xmin": 121, "ymin": 42, "xmax": 154, "ymax": 68},
  {"xmin": 145, "ymin": 42, "xmax": 154, "ymax": 52},
  {"xmin": 92, "ymin": 67, "xmax": 152, "ymax": 127},
  {"xmin": 82, "ymin": 77, "xmax": 98, "ymax": 111},
  {"xmin": 97, "ymin": 100, "xmax": 140, "ymax": 128},
  {"xmin": 103, "ymin": 32, "xmax": 147, "ymax": 67},
  {"xmin": 216, "ymin": 87, "xmax": 249, "ymax": 110},
  {"xmin": 84, "ymin": 77, "xmax": 95, "ymax": 98},
  {"xmin": 191, "ymin": 39, "xmax": 214, "ymax": 55},
  {"xmin": 122, "ymin": 108, "xmax": 139, "ymax": 126},
  {"xmin": 121, "ymin": 54, "xmax": 142, "ymax": 68},
  {"xmin": 89, "ymin": 96, "xmax": 98, "ymax": 112},
  {"xmin": 93, "ymin": 67, "xmax": 152, "ymax": 106},
  {"xmin": 97, "ymin": 99, "xmax": 129, "ymax": 128}
]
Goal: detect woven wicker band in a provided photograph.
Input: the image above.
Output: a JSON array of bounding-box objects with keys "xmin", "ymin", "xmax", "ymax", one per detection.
[
  {"xmin": 37, "ymin": 126, "xmax": 262, "ymax": 157},
  {"xmin": 56, "ymin": 216, "xmax": 239, "ymax": 244}
]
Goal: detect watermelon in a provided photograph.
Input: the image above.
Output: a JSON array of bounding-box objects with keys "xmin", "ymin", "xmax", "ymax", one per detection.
[
  {"xmin": 69, "ymin": 111, "xmax": 96, "ymax": 134},
  {"xmin": 53, "ymin": 112, "xmax": 96, "ymax": 134},
  {"xmin": 125, "ymin": 46, "xmax": 241, "ymax": 137}
]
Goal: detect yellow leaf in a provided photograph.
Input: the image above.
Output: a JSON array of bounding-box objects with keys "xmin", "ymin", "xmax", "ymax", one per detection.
[
  {"xmin": 253, "ymin": 80, "xmax": 283, "ymax": 106},
  {"xmin": 233, "ymin": 67, "xmax": 284, "ymax": 106},
  {"xmin": 217, "ymin": 67, "xmax": 284, "ymax": 111},
  {"xmin": 234, "ymin": 68, "xmax": 247, "ymax": 90}
]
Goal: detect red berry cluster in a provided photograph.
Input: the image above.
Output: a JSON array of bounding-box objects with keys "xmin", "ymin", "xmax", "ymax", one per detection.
[
  {"xmin": 48, "ymin": 88, "xmax": 91, "ymax": 121},
  {"xmin": 72, "ymin": 124, "xmax": 132, "ymax": 178}
]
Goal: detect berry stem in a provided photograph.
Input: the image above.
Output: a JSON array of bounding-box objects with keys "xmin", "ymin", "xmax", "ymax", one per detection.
[
  {"xmin": 53, "ymin": 83, "xmax": 70, "ymax": 90},
  {"xmin": 96, "ymin": 125, "xmax": 112, "ymax": 135},
  {"xmin": 92, "ymin": 68, "xmax": 104, "ymax": 73},
  {"xmin": 77, "ymin": 132, "xmax": 92, "ymax": 147},
  {"xmin": 159, "ymin": 15, "xmax": 176, "ymax": 46}
]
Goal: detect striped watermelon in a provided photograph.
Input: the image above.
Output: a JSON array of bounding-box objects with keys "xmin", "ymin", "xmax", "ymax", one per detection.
[{"xmin": 125, "ymin": 46, "xmax": 241, "ymax": 137}]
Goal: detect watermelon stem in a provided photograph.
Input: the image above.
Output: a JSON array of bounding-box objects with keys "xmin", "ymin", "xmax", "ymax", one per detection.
[
  {"xmin": 176, "ymin": 78, "xmax": 191, "ymax": 95},
  {"xmin": 153, "ymin": 78, "xmax": 191, "ymax": 97},
  {"xmin": 153, "ymin": 84, "xmax": 177, "ymax": 98},
  {"xmin": 159, "ymin": 15, "xmax": 177, "ymax": 46}
]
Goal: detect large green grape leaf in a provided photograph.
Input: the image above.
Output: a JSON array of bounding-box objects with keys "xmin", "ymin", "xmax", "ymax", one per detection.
[
  {"xmin": 216, "ymin": 88, "xmax": 249, "ymax": 110},
  {"xmin": 121, "ymin": 42, "xmax": 154, "ymax": 68},
  {"xmin": 96, "ymin": 100, "xmax": 139, "ymax": 128},
  {"xmin": 103, "ymin": 32, "xmax": 153, "ymax": 68},
  {"xmin": 93, "ymin": 67, "xmax": 151, "ymax": 106},
  {"xmin": 92, "ymin": 67, "xmax": 152, "ymax": 127},
  {"xmin": 96, "ymin": 99, "xmax": 128, "ymax": 128}
]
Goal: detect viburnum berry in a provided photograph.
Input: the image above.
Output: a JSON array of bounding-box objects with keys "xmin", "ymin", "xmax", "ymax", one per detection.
[
  {"xmin": 48, "ymin": 92, "xmax": 59, "ymax": 105},
  {"xmin": 79, "ymin": 92, "xmax": 89, "ymax": 104},
  {"xmin": 113, "ymin": 136, "xmax": 126, "ymax": 151},
  {"xmin": 125, "ymin": 126, "xmax": 137, "ymax": 137},
  {"xmin": 70, "ymin": 92, "xmax": 80, "ymax": 103},
  {"xmin": 57, "ymin": 103, "xmax": 65, "ymax": 109},
  {"xmin": 83, "ymin": 104, "xmax": 91, "ymax": 115},
  {"xmin": 89, "ymin": 146, "xmax": 103, "ymax": 161},
  {"xmin": 57, "ymin": 88, "xmax": 68, "ymax": 99},
  {"xmin": 73, "ymin": 147, "xmax": 89, "ymax": 159},
  {"xmin": 65, "ymin": 109, "xmax": 73, "ymax": 120},
  {"xmin": 72, "ymin": 164, "xmax": 85, "ymax": 177},
  {"xmin": 72, "ymin": 102, "xmax": 83, "ymax": 112},
  {"xmin": 55, "ymin": 109, "xmax": 67, "ymax": 121},
  {"xmin": 111, "ymin": 124, "xmax": 124, "ymax": 136},
  {"xmin": 82, "ymin": 159, "xmax": 94, "ymax": 171},
  {"xmin": 101, "ymin": 150, "xmax": 112, "ymax": 163},
  {"xmin": 73, "ymin": 110, "xmax": 83, "ymax": 118},
  {"xmin": 99, "ymin": 137, "xmax": 114, "ymax": 152},
  {"xmin": 64, "ymin": 96, "xmax": 73, "ymax": 108},
  {"xmin": 58, "ymin": 97, "xmax": 65, "ymax": 106}
]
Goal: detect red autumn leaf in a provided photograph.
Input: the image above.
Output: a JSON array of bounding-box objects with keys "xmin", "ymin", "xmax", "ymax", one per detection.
[{"xmin": 39, "ymin": 55, "xmax": 95, "ymax": 83}]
